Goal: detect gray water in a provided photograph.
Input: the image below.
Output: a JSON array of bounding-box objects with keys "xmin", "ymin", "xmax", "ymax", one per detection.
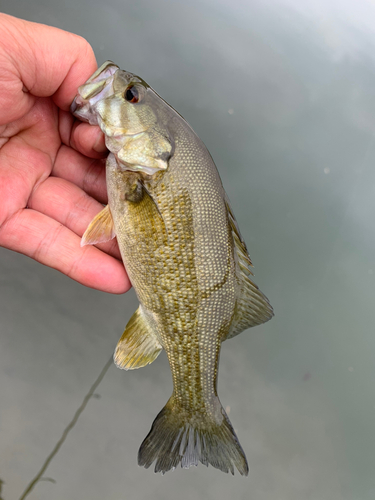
[{"xmin": 1, "ymin": 0, "xmax": 375, "ymax": 498}]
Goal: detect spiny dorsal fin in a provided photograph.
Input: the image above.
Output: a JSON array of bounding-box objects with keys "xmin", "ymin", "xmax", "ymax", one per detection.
[
  {"xmin": 114, "ymin": 306, "xmax": 162, "ymax": 370},
  {"xmin": 224, "ymin": 196, "xmax": 274, "ymax": 340},
  {"xmin": 81, "ymin": 205, "xmax": 115, "ymax": 247}
]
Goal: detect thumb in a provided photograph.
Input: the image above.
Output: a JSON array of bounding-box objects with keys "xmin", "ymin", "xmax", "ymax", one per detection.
[{"xmin": 0, "ymin": 14, "xmax": 97, "ymax": 124}]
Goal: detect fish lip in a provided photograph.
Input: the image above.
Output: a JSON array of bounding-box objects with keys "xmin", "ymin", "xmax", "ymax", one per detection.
[
  {"xmin": 70, "ymin": 98, "xmax": 78, "ymax": 114},
  {"xmin": 70, "ymin": 97, "xmax": 91, "ymax": 123},
  {"xmin": 70, "ymin": 95, "xmax": 87, "ymax": 118}
]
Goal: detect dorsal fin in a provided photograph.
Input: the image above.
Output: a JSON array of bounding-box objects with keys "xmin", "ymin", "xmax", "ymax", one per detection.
[{"xmin": 224, "ymin": 196, "xmax": 273, "ymax": 340}]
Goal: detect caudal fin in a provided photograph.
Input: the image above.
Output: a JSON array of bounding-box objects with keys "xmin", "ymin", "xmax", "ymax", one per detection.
[{"xmin": 138, "ymin": 398, "xmax": 248, "ymax": 475}]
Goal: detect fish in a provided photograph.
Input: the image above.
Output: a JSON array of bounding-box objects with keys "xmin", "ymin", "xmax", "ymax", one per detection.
[{"xmin": 71, "ymin": 61, "xmax": 273, "ymax": 475}]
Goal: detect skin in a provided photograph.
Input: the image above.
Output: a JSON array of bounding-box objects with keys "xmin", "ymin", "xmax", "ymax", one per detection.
[{"xmin": 0, "ymin": 14, "xmax": 131, "ymax": 293}]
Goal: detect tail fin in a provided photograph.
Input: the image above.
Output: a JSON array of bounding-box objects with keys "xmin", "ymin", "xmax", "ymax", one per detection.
[{"xmin": 138, "ymin": 398, "xmax": 248, "ymax": 475}]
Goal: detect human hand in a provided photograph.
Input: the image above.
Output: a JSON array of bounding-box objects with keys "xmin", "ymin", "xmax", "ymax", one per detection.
[{"xmin": 0, "ymin": 14, "xmax": 130, "ymax": 293}]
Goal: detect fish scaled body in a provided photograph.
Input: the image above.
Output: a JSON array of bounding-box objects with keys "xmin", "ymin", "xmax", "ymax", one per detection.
[{"xmin": 71, "ymin": 61, "xmax": 273, "ymax": 475}]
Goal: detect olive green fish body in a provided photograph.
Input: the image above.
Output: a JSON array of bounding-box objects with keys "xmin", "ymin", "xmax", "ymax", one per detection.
[{"xmin": 72, "ymin": 62, "xmax": 273, "ymax": 475}]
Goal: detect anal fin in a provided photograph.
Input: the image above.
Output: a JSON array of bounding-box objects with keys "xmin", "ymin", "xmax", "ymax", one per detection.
[
  {"xmin": 114, "ymin": 306, "xmax": 162, "ymax": 370},
  {"xmin": 81, "ymin": 205, "xmax": 115, "ymax": 247}
]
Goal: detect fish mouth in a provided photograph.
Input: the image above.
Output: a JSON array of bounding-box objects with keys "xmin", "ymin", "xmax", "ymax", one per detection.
[
  {"xmin": 70, "ymin": 95, "xmax": 92, "ymax": 123},
  {"xmin": 70, "ymin": 61, "xmax": 120, "ymax": 123}
]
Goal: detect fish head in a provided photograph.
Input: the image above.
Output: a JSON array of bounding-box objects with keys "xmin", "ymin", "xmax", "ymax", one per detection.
[{"xmin": 71, "ymin": 61, "xmax": 175, "ymax": 176}]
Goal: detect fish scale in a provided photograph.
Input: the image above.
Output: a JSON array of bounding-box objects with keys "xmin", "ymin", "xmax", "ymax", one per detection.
[
  {"xmin": 71, "ymin": 60, "xmax": 273, "ymax": 475},
  {"xmin": 112, "ymin": 125, "xmax": 235, "ymax": 412}
]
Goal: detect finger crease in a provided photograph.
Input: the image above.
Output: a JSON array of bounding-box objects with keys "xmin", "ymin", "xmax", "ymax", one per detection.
[
  {"xmin": 32, "ymin": 222, "xmax": 65, "ymax": 263},
  {"xmin": 66, "ymin": 244, "xmax": 89, "ymax": 280},
  {"xmin": 82, "ymin": 159, "xmax": 104, "ymax": 195}
]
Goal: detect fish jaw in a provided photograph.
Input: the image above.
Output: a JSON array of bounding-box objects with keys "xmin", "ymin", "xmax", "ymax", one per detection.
[{"xmin": 70, "ymin": 61, "xmax": 119, "ymax": 125}]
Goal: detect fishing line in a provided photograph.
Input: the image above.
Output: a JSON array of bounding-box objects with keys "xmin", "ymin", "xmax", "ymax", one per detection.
[{"xmin": 18, "ymin": 355, "xmax": 113, "ymax": 500}]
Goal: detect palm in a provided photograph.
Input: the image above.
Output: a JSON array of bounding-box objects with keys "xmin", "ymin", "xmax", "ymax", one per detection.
[{"xmin": 0, "ymin": 79, "xmax": 129, "ymax": 293}]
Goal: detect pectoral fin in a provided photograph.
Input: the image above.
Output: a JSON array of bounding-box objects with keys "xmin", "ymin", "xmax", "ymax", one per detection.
[
  {"xmin": 81, "ymin": 205, "xmax": 116, "ymax": 247},
  {"xmin": 114, "ymin": 307, "xmax": 162, "ymax": 370}
]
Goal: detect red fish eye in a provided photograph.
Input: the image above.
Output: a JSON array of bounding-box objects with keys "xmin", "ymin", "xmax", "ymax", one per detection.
[{"xmin": 125, "ymin": 85, "xmax": 139, "ymax": 103}]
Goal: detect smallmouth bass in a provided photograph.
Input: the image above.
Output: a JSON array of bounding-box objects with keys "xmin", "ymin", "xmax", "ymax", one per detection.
[{"xmin": 71, "ymin": 61, "xmax": 273, "ymax": 475}]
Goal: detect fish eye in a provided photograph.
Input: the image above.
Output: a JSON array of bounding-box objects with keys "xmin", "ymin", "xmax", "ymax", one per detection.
[{"xmin": 124, "ymin": 85, "xmax": 141, "ymax": 103}]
